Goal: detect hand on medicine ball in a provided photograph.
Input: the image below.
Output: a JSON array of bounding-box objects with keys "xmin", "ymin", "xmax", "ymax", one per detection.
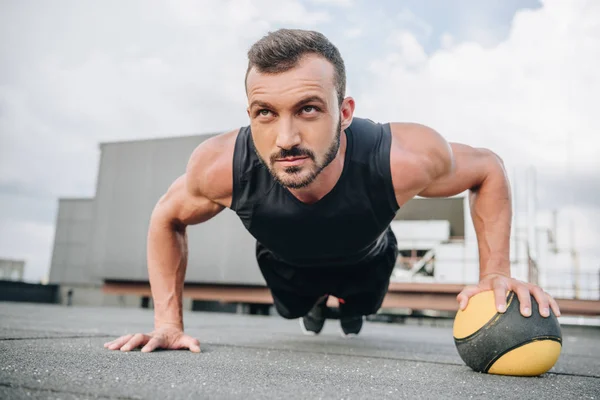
[{"xmin": 456, "ymin": 273, "xmax": 561, "ymax": 318}]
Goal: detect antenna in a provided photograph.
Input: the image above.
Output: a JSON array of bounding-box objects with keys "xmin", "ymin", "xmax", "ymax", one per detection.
[
  {"xmin": 550, "ymin": 210, "xmax": 558, "ymax": 253},
  {"xmin": 512, "ymin": 168, "xmax": 518, "ymax": 263},
  {"xmin": 571, "ymin": 219, "xmax": 580, "ymax": 299}
]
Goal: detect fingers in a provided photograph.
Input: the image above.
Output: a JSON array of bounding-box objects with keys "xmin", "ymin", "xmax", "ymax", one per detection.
[
  {"xmin": 532, "ymin": 288, "xmax": 561, "ymax": 318},
  {"xmin": 120, "ymin": 333, "xmax": 150, "ymax": 352},
  {"xmin": 141, "ymin": 336, "xmax": 163, "ymax": 353},
  {"xmin": 530, "ymin": 285, "xmax": 550, "ymax": 317},
  {"xmin": 460, "ymin": 273, "xmax": 563, "ymax": 319},
  {"xmin": 104, "ymin": 331, "xmax": 201, "ymax": 353},
  {"xmin": 513, "ymin": 283, "xmax": 562, "ymax": 318},
  {"xmin": 548, "ymin": 294, "xmax": 562, "ymax": 317},
  {"xmin": 514, "ymin": 284, "xmax": 532, "ymax": 317},
  {"xmin": 179, "ymin": 335, "xmax": 201, "ymax": 353},
  {"xmin": 104, "ymin": 334, "xmax": 133, "ymax": 351},
  {"xmin": 456, "ymin": 285, "xmax": 484, "ymax": 310},
  {"xmin": 492, "ymin": 279, "xmax": 509, "ymax": 313}
]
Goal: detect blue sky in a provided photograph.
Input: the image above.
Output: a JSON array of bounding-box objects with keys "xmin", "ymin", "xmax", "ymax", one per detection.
[
  {"xmin": 1, "ymin": 0, "xmax": 598, "ymax": 286},
  {"xmin": 302, "ymin": 0, "xmax": 544, "ymax": 97}
]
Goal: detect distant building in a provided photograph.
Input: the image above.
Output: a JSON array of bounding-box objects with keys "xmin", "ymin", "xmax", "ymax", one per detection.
[
  {"xmin": 0, "ymin": 259, "xmax": 25, "ymax": 281},
  {"xmin": 48, "ymin": 131, "xmax": 575, "ymax": 309}
]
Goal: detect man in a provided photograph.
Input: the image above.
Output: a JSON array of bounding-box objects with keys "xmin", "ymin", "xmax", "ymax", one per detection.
[{"xmin": 104, "ymin": 29, "xmax": 561, "ymax": 353}]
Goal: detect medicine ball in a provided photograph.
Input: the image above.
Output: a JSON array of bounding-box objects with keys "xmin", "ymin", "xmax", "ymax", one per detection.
[{"xmin": 453, "ymin": 290, "xmax": 562, "ymax": 376}]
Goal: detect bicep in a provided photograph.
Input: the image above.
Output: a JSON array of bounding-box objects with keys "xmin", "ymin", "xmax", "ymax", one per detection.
[
  {"xmin": 418, "ymin": 143, "xmax": 500, "ymax": 198},
  {"xmin": 153, "ymin": 174, "xmax": 224, "ymax": 229},
  {"xmin": 153, "ymin": 133, "xmax": 236, "ymax": 227}
]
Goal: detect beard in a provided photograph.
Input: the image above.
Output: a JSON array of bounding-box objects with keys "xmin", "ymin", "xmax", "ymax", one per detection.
[{"xmin": 254, "ymin": 117, "xmax": 342, "ymax": 190}]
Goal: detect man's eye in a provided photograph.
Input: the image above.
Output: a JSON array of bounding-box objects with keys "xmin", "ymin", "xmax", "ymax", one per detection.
[
  {"xmin": 258, "ymin": 109, "xmax": 271, "ymax": 116},
  {"xmin": 302, "ymin": 106, "xmax": 318, "ymax": 113}
]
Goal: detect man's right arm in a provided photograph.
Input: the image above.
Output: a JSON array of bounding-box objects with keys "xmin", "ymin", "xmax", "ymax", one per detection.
[
  {"xmin": 104, "ymin": 130, "xmax": 236, "ymax": 353},
  {"xmin": 148, "ymin": 171, "xmax": 225, "ymax": 331}
]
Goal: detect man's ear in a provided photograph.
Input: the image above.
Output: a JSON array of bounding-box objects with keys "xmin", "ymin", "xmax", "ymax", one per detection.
[{"xmin": 340, "ymin": 97, "xmax": 355, "ymax": 130}]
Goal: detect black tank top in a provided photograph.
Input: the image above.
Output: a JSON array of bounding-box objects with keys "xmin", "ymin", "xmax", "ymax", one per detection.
[{"xmin": 230, "ymin": 117, "xmax": 400, "ymax": 268}]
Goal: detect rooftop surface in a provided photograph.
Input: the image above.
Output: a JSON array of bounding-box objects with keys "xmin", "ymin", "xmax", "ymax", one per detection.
[{"xmin": 0, "ymin": 302, "xmax": 598, "ymax": 399}]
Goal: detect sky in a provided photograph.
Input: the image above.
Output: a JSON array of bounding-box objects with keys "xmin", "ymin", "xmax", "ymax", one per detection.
[{"xmin": 0, "ymin": 0, "xmax": 599, "ymax": 289}]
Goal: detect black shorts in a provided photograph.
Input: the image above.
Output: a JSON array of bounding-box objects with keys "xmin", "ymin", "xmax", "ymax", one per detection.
[{"xmin": 256, "ymin": 228, "xmax": 398, "ymax": 319}]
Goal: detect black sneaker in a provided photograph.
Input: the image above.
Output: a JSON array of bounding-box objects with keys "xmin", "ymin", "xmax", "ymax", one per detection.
[
  {"xmin": 340, "ymin": 315, "xmax": 363, "ymax": 337},
  {"xmin": 300, "ymin": 296, "xmax": 328, "ymax": 335}
]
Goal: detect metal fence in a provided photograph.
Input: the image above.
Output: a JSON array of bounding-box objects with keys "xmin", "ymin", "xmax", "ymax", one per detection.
[{"xmin": 539, "ymin": 268, "xmax": 600, "ymax": 300}]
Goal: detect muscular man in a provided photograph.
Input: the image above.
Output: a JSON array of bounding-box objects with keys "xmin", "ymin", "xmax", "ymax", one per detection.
[{"xmin": 104, "ymin": 29, "xmax": 561, "ymax": 353}]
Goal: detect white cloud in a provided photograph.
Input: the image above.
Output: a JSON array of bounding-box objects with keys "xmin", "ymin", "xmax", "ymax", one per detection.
[
  {"xmin": 1, "ymin": 0, "xmax": 599, "ymax": 284},
  {"xmin": 396, "ymin": 9, "xmax": 432, "ymax": 40},
  {"xmin": 0, "ymin": 0, "xmax": 330, "ymax": 194},
  {"xmin": 307, "ymin": 0, "xmax": 352, "ymax": 8},
  {"xmin": 385, "ymin": 31, "xmax": 428, "ymax": 67},
  {"xmin": 361, "ymin": 0, "xmax": 600, "ymax": 178},
  {"xmin": 344, "ymin": 28, "xmax": 363, "ymax": 38},
  {"xmin": 359, "ymin": 0, "xmax": 600, "ymax": 272},
  {"xmin": 0, "ymin": 0, "xmax": 330, "ymax": 281},
  {"xmin": 440, "ymin": 33, "xmax": 455, "ymax": 49}
]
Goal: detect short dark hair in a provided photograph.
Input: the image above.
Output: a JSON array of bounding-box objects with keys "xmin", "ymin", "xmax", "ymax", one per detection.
[{"xmin": 245, "ymin": 29, "xmax": 346, "ymax": 107}]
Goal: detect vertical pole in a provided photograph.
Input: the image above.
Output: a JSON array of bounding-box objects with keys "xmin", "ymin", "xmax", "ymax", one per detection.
[
  {"xmin": 571, "ymin": 220, "xmax": 580, "ymax": 299},
  {"xmin": 512, "ymin": 168, "xmax": 518, "ymax": 264}
]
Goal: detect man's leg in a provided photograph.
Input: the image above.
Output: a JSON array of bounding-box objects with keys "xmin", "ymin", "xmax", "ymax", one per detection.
[
  {"xmin": 337, "ymin": 282, "xmax": 389, "ymax": 335},
  {"xmin": 339, "ymin": 282, "xmax": 389, "ymax": 317},
  {"xmin": 266, "ymin": 277, "xmax": 330, "ymax": 335},
  {"xmin": 337, "ymin": 227, "xmax": 398, "ymax": 336},
  {"xmin": 256, "ymin": 241, "xmax": 329, "ymax": 334},
  {"xmin": 268, "ymin": 286, "xmax": 324, "ymax": 319}
]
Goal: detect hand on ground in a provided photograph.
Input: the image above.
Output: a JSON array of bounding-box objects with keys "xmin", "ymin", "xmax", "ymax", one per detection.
[{"xmin": 103, "ymin": 325, "xmax": 201, "ymax": 353}]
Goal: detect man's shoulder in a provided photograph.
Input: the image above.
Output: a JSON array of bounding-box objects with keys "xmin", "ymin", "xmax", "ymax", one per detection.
[
  {"xmin": 344, "ymin": 117, "xmax": 390, "ymax": 155},
  {"xmin": 387, "ymin": 122, "xmax": 453, "ymax": 200},
  {"xmin": 186, "ymin": 128, "xmax": 241, "ymax": 204},
  {"xmin": 388, "ymin": 122, "xmax": 450, "ymax": 160},
  {"xmin": 348, "ymin": 118, "xmax": 445, "ymax": 156},
  {"xmin": 347, "ymin": 118, "xmax": 439, "ymax": 146}
]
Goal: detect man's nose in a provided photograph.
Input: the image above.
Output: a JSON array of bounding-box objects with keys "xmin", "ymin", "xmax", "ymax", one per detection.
[{"xmin": 275, "ymin": 119, "xmax": 301, "ymax": 149}]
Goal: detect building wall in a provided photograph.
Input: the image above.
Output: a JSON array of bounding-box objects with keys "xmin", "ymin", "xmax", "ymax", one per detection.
[
  {"xmin": 86, "ymin": 134, "xmax": 266, "ymax": 285},
  {"xmin": 48, "ymin": 198, "xmax": 97, "ymax": 285},
  {"xmin": 392, "ymin": 195, "xmax": 537, "ymax": 285},
  {"xmin": 50, "ymin": 132, "xmax": 570, "ymax": 306},
  {"xmin": 395, "ymin": 197, "xmax": 465, "ymax": 238},
  {"xmin": 0, "ymin": 259, "xmax": 25, "ymax": 281},
  {"xmin": 54, "ymin": 133, "xmax": 483, "ymax": 287},
  {"xmin": 56, "ymin": 285, "xmax": 141, "ymax": 308}
]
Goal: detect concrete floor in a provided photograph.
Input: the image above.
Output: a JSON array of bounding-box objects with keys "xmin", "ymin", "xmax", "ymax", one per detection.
[{"xmin": 0, "ymin": 302, "xmax": 598, "ymax": 400}]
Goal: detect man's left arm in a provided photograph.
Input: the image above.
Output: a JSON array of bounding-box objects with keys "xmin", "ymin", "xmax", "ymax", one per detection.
[{"xmin": 391, "ymin": 123, "xmax": 561, "ymax": 318}]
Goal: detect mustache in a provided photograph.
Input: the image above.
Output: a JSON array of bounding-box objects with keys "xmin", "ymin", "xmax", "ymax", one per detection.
[{"xmin": 270, "ymin": 147, "xmax": 315, "ymax": 163}]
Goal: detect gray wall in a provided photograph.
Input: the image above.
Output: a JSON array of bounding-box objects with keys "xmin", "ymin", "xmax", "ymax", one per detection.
[
  {"xmin": 395, "ymin": 197, "xmax": 465, "ymax": 238},
  {"xmin": 0, "ymin": 259, "xmax": 25, "ymax": 281},
  {"xmin": 53, "ymin": 134, "xmax": 467, "ymax": 287},
  {"xmin": 49, "ymin": 198, "xmax": 97, "ymax": 285},
  {"xmin": 87, "ymin": 134, "xmax": 265, "ymax": 285}
]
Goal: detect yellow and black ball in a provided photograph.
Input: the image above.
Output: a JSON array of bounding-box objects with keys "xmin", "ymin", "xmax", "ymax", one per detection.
[{"xmin": 453, "ymin": 290, "xmax": 562, "ymax": 376}]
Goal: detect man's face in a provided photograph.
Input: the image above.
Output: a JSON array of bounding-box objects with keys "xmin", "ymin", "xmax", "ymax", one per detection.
[{"xmin": 246, "ymin": 54, "xmax": 350, "ymax": 189}]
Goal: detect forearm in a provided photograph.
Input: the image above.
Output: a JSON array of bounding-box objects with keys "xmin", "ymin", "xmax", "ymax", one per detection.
[
  {"xmin": 469, "ymin": 157, "xmax": 512, "ymax": 280},
  {"xmin": 147, "ymin": 216, "xmax": 188, "ymax": 330}
]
